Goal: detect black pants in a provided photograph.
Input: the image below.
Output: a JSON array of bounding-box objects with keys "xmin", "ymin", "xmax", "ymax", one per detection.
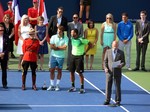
[
  {"xmin": 8, "ymin": 36, "xmax": 14, "ymax": 52},
  {"xmin": 22, "ymin": 61, "xmax": 37, "ymax": 76},
  {"xmin": 135, "ymin": 42, "xmax": 148, "ymax": 69},
  {"xmin": 0, "ymin": 59, "xmax": 7, "ymax": 87}
]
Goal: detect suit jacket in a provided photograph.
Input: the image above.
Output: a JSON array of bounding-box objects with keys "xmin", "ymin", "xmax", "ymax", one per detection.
[
  {"xmin": 0, "ymin": 35, "xmax": 9, "ymax": 61},
  {"xmin": 104, "ymin": 49, "xmax": 125, "ymax": 75},
  {"xmin": 67, "ymin": 22, "xmax": 83, "ymax": 38},
  {"xmin": 135, "ymin": 20, "xmax": 150, "ymax": 44},
  {"xmin": 48, "ymin": 15, "xmax": 68, "ymax": 37}
]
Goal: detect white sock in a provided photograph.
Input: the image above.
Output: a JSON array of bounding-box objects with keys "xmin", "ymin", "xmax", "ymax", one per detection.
[
  {"xmin": 56, "ymin": 79, "xmax": 60, "ymax": 85},
  {"xmin": 50, "ymin": 80, "xmax": 54, "ymax": 86}
]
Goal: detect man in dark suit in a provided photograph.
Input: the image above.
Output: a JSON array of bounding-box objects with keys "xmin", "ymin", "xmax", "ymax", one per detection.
[
  {"xmin": 0, "ymin": 24, "xmax": 9, "ymax": 88},
  {"xmin": 48, "ymin": 7, "xmax": 68, "ymax": 37},
  {"xmin": 133, "ymin": 10, "xmax": 150, "ymax": 72},
  {"xmin": 104, "ymin": 41, "xmax": 125, "ymax": 106}
]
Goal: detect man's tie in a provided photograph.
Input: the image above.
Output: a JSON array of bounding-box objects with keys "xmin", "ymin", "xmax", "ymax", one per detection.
[{"xmin": 114, "ymin": 49, "xmax": 116, "ymax": 54}]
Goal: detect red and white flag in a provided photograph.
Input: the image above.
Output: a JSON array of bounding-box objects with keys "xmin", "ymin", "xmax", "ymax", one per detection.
[
  {"xmin": 38, "ymin": 0, "xmax": 48, "ymax": 25},
  {"xmin": 12, "ymin": 0, "xmax": 21, "ymax": 46},
  {"xmin": 0, "ymin": 2, "xmax": 4, "ymax": 22}
]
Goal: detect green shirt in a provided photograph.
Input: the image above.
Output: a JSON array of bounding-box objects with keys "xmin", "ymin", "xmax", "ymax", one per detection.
[
  {"xmin": 50, "ymin": 34, "xmax": 68, "ymax": 58},
  {"xmin": 71, "ymin": 37, "xmax": 89, "ymax": 56}
]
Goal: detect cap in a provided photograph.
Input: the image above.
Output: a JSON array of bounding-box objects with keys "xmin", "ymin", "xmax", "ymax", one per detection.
[
  {"xmin": 33, "ymin": 0, "xmax": 38, "ymax": 3},
  {"xmin": 7, "ymin": 1, "xmax": 12, "ymax": 5}
]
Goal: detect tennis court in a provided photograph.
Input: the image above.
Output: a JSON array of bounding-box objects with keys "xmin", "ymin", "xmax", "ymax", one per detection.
[{"xmin": 0, "ymin": 70, "xmax": 150, "ymax": 112}]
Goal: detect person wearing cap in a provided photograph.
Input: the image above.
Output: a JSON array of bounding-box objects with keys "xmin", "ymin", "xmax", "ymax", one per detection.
[
  {"xmin": 0, "ymin": 24, "xmax": 9, "ymax": 89},
  {"xmin": 4, "ymin": 1, "xmax": 14, "ymax": 23},
  {"xmin": 21, "ymin": 28, "xmax": 40, "ymax": 91},
  {"xmin": 27, "ymin": 0, "xmax": 38, "ymax": 28}
]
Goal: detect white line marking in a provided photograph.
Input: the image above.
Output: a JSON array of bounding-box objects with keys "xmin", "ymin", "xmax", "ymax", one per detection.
[
  {"xmin": 122, "ymin": 73, "xmax": 150, "ymax": 94},
  {"xmin": 0, "ymin": 104, "xmax": 107, "ymax": 108},
  {"xmin": 75, "ymin": 72, "xmax": 130, "ymax": 112},
  {"xmin": 30, "ymin": 105, "xmax": 106, "ymax": 107}
]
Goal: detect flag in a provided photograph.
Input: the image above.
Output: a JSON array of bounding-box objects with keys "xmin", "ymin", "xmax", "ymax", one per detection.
[
  {"xmin": 0, "ymin": 2, "xmax": 4, "ymax": 22},
  {"xmin": 38, "ymin": 0, "xmax": 49, "ymax": 42},
  {"xmin": 38, "ymin": 0, "xmax": 48, "ymax": 25},
  {"xmin": 12, "ymin": 0, "xmax": 21, "ymax": 46}
]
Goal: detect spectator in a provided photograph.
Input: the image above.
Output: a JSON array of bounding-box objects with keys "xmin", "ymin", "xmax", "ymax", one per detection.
[
  {"xmin": 35, "ymin": 16, "xmax": 48, "ymax": 71},
  {"xmin": 68, "ymin": 29, "xmax": 92, "ymax": 94},
  {"xmin": 28, "ymin": 0, "xmax": 38, "ymax": 28},
  {"xmin": 48, "ymin": 6, "xmax": 68, "ymax": 38},
  {"xmin": 17, "ymin": 14, "xmax": 31, "ymax": 71},
  {"xmin": 84, "ymin": 20, "xmax": 98, "ymax": 70},
  {"xmin": 103, "ymin": 41, "xmax": 125, "ymax": 106},
  {"xmin": 117, "ymin": 12, "xmax": 133, "ymax": 71},
  {"xmin": 47, "ymin": 26, "xmax": 68, "ymax": 91},
  {"xmin": 100, "ymin": 13, "xmax": 116, "ymax": 69},
  {"xmin": 133, "ymin": 11, "xmax": 150, "ymax": 72},
  {"xmin": 66, "ymin": 14, "xmax": 83, "ymax": 70},
  {"xmin": 21, "ymin": 28, "xmax": 40, "ymax": 90},
  {"xmin": 1, "ymin": 14, "xmax": 15, "ymax": 59},
  {"xmin": 79, "ymin": 0, "xmax": 91, "ymax": 23},
  {"xmin": 4, "ymin": 1, "xmax": 14, "ymax": 23},
  {"xmin": 0, "ymin": 24, "xmax": 9, "ymax": 88}
]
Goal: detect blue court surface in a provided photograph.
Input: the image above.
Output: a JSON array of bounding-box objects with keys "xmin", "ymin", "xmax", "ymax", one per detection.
[{"xmin": 0, "ymin": 71, "xmax": 150, "ymax": 112}]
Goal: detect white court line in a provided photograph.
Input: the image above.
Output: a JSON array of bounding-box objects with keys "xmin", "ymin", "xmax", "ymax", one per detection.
[
  {"xmin": 30, "ymin": 104, "xmax": 106, "ymax": 107},
  {"xmin": 0, "ymin": 104, "xmax": 108, "ymax": 108},
  {"xmin": 75, "ymin": 72, "xmax": 130, "ymax": 112},
  {"xmin": 122, "ymin": 73, "xmax": 150, "ymax": 94}
]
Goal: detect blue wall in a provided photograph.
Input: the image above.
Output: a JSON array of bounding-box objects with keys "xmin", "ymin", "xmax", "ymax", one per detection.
[{"xmin": 1, "ymin": 0, "xmax": 150, "ymax": 22}]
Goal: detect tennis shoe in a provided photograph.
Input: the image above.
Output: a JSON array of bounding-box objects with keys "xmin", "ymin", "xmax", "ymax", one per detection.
[
  {"xmin": 79, "ymin": 88, "xmax": 85, "ymax": 94},
  {"xmin": 68, "ymin": 87, "xmax": 76, "ymax": 92},
  {"xmin": 55, "ymin": 85, "xmax": 60, "ymax": 91},
  {"xmin": 127, "ymin": 67, "xmax": 132, "ymax": 71},
  {"xmin": 47, "ymin": 85, "xmax": 55, "ymax": 91}
]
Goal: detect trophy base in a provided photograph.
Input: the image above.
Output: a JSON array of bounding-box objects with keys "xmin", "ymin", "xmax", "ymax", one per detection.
[{"xmin": 42, "ymin": 87, "xmax": 47, "ymax": 90}]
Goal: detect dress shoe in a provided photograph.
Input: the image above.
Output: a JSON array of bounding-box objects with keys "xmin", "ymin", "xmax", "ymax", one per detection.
[
  {"xmin": 115, "ymin": 101, "xmax": 120, "ymax": 106},
  {"xmin": 141, "ymin": 68, "xmax": 147, "ymax": 72},
  {"xmin": 22, "ymin": 84, "xmax": 26, "ymax": 90},
  {"xmin": 103, "ymin": 101, "xmax": 110, "ymax": 105},
  {"xmin": 32, "ymin": 85, "xmax": 37, "ymax": 91},
  {"xmin": 127, "ymin": 67, "xmax": 132, "ymax": 71},
  {"xmin": 133, "ymin": 68, "xmax": 139, "ymax": 71},
  {"xmin": 3, "ymin": 85, "xmax": 8, "ymax": 89},
  {"xmin": 66, "ymin": 67, "xmax": 69, "ymax": 70},
  {"xmin": 11, "ymin": 53, "xmax": 16, "ymax": 58}
]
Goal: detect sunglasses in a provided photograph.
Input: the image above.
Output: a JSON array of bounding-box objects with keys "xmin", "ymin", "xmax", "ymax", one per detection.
[
  {"xmin": 73, "ymin": 17, "xmax": 78, "ymax": 19},
  {"xmin": 107, "ymin": 18, "xmax": 112, "ymax": 20}
]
